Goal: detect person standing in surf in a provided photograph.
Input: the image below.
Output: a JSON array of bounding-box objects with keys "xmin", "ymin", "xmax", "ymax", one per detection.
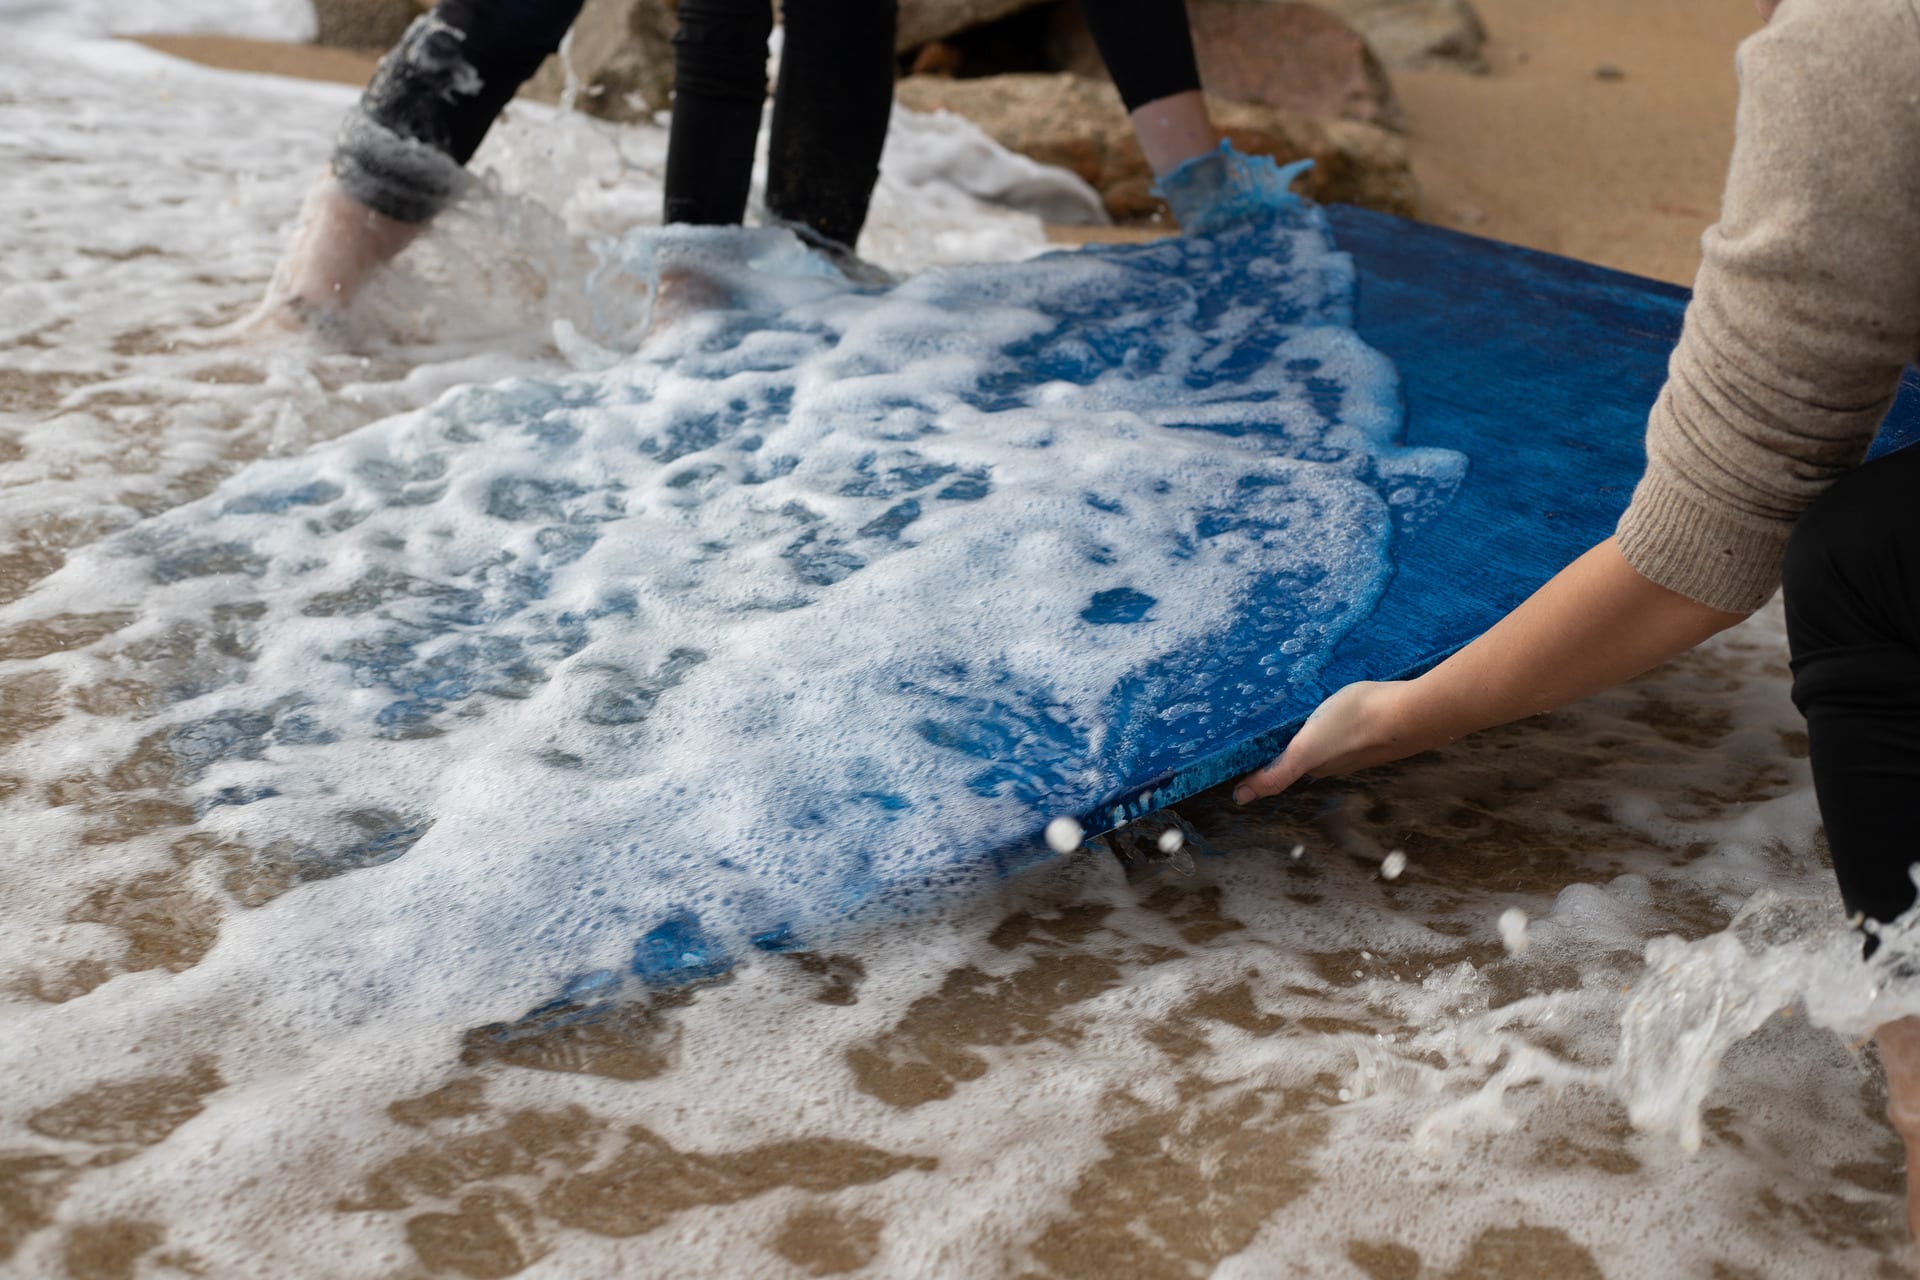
[
  {"xmin": 260, "ymin": 0, "xmax": 1254, "ymax": 333},
  {"xmin": 1233, "ymin": 0, "xmax": 1920, "ymax": 1236}
]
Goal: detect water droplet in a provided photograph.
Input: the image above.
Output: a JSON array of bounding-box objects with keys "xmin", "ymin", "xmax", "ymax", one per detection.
[
  {"xmin": 1498, "ymin": 907, "xmax": 1530, "ymax": 956},
  {"xmin": 1044, "ymin": 816, "xmax": 1084, "ymax": 853}
]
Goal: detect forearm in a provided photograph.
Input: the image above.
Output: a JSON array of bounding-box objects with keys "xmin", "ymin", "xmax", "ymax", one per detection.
[
  {"xmin": 1236, "ymin": 539, "xmax": 1747, "ymax": 800},
  {"xmin": 1387, "ymin": 537, "xmax": 1746, "ymax": 753}
]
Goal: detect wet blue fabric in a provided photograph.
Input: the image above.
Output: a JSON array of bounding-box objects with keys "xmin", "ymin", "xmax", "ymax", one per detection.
[
  {"xmin": 528, "ymin": 209, "xmax": 1920, "ymax": 997},
  {"xmin": 1096, "ymin": 206, "xmax": 1920, "ymax": 836}
]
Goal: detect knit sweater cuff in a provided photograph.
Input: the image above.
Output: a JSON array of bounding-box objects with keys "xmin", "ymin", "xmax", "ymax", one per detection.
[{"xmin": 1614, "ymin": 469, "xmax": 1787, "ymax": 615}]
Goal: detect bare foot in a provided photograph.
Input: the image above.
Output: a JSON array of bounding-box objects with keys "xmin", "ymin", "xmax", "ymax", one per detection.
[
  {"xmin": 646, "ymin": 264, "xmax": 733, "ymax": 338},
  {"xmin": 1876, "ymin": 1015, "xmax": 1920, "ymax": 1238},
  {"xmin": 250, "ymin": 174, "xmax": 425, "ymax": 342}
]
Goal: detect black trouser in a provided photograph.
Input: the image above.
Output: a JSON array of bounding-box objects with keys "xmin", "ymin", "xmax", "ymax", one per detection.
[
  {"xmin": 334, "ymin": 0, "xmax": 898, "ymax": 250},
  {"xmin": 1782, "ymin": 444, "xmax": 1920, "ymax": 934},
  {"xmin": 1083, "ymin": 0, "xmax": 1203, "ymax": 112},
  {"xmin": 668, "ymin": 0, "xmax": 896, "ymax": 248},
  {"xmin": 334, "ymin": 0, "xmax": 1204, "ymax": 246}
]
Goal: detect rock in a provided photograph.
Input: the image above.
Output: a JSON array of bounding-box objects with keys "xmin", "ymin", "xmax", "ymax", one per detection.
[
  {"xmin": 897, "ymin": 0, "xmax": 1057, "ymax": 52},
  {"xmin": 1046, "ymin": 0, "xmax": 1401, "ymax": 131},
  {"xmin": 1210, "ymin": 97, "xmax": 1416, "ymax": 217},
  {"xmin": 895, "ymin": 72, "xmax": 1416, "ymax": 222},
  {"xmin": 1310, "ymin": 0, "xmax": 1487, "ymax": 74},
  {"xmin": 522, "ymin": 0, "xmax": 678, "ymax": 123},
  {"xmin": 309, "ymin": 0, "xmax": 676, "ymax": 121},
  {"xmin": 910, "ymin": 42, "xmax": 967, "ymax": 77},
  {"xmin": 311, "ymin": 0, "xmax": 421, "ymax": 50}
]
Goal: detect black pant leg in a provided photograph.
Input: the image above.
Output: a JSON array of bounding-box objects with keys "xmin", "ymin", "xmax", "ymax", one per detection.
[
  {"xmin": 1783, "ymin": 444, "xmax": 1920, "ymax": 930},
  {"xmin": 764, "ymin": 0, "xmax": 897, "ymax": 251},
  {"xmin": 336, "ymin": 0, "xmax": 585, "ymax": 222},
  {"xmin": 1076, "ymin": 0, "xmax": 1202, "ymax": 113},
  {"xmin": 664, "ymin": 0, "xmax": 774, "ymax": 227}
]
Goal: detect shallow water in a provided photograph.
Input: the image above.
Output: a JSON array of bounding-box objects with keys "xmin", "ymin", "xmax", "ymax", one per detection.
[{"xmin": 2, "ymin": 35, "xmax": 1916, "ymax": 1280}]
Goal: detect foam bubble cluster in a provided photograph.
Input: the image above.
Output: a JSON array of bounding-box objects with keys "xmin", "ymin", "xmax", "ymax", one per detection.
[{"xmin": 7, "ymin": 206, "xmax": 1462, "ymax": 1008}]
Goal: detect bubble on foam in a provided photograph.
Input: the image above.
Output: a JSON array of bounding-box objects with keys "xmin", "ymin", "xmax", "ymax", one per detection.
[
  {"xmin": 1045, "ymin": 818, "xmax": 1086, "ymax": 854},
  {"xmin": 1498, "ymin": 906, "xmax": 1529, "ymax": 955}
]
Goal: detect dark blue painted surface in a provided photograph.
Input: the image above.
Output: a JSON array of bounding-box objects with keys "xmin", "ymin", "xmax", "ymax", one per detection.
[
  {"xmin": 482, "ymin": 205, "xmax": 1920, "ymax": 1009},
  {"xmin": 1086, "ymin": 204, "xmax": 1920, "ymax": 831}
]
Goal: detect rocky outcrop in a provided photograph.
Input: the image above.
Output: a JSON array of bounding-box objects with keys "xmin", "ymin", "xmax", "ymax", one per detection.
[
  {"xmin": 895, "ymin": 72, "xmax": 1417, "ymax": 222},
  {"xmin": 522, "ymin": 0, "xmax": 678, "ymax": 122},
  {"xmin": 308, "ymin": 0, "xmax": 673, "ymax": 122},
  {"xmin": 1310, "ymin": 0, "xmax": 1487, "ymax": 73},
  {"xmin": 1046, "ymin": 0, "xmax": 1401, "ymax": 131}
]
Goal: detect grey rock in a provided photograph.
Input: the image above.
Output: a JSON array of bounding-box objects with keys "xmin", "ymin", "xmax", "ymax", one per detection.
[
  {"xmin": 523, "ymin": 0, "xmax": 679, "ymax": 123},
  {"xmin": 1311, "ymin": 0, "xmax": 1488, "ymax": 74},
  {"xmin": 1047, "ymin": 0, "xmax": 1403, "ymax": 131}
]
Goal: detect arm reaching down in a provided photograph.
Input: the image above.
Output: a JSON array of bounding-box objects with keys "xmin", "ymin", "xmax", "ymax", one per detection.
[
  {"xmin": 1234, "ymin": 539, "xmax": 1747, "ymax": 802},
  {"xmin": 1240, "ymin": 1, "xmax": 1920, "ymax": 801}
]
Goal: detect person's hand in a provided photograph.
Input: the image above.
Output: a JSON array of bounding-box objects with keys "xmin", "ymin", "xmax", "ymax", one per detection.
[{"xmin": 1233, "ymin": 680, "xmax": 1415, "ymax": 803}]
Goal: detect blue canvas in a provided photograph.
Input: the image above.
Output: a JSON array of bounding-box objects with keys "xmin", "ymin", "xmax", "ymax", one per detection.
[{"xmin": 1106, "ymin": 205, "xmax": 1920, "ymax": 830}]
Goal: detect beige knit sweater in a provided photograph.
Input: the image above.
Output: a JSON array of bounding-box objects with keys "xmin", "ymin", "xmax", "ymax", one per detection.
[{"xmin": 1614, "ymin": 0, "xmax": 1920, "ymax": 614}]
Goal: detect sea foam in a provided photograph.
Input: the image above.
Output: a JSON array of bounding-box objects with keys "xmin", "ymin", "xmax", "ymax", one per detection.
[{"xmin": 4, "ymin": 203, "xmax": 1463, "ymax": 1016}]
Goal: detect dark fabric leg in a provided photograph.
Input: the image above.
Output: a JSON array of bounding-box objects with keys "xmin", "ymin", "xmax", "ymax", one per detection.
[
  {"xmin": 1783, "ymin": 445, "xmax": 1920, "ymax": 932},
  {"xmin": 335, "ymin": 0, "xmax": 584, "ymax": 222},
  {"xmin": 764, "ymin": 0, "xmax": 897, "ymax": 251},
  {"xmin": 1076, "ymin": 0, "xmax": 1202, "ymax": 113},
  {"xmin": 664, "ymin": 0, "xmax": 774, "ymax": 227}
]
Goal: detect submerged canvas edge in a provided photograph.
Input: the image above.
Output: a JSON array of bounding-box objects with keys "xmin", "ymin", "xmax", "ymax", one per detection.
[{"xmin": 1079, "ymin": 636, "xmax": 1474, "ymax": 842}]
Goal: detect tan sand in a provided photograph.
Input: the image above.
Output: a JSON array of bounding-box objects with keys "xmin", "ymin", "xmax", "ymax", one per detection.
[
  {"xmin": 133, "ymin": 33, "xmax": 378, "ymax": 88},
  {"xmin": 1399, "ymin": 0, "xmax": 1757, "ymax": 285},
  {"xmin": 138, "ymin": 0, "xmax": 1758, "ymax": 286}
]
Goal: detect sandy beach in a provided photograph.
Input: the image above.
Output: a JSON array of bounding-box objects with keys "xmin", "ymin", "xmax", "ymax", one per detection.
[
  {"xmin": 1399, "ymin": 0, "xmax": 1753, "ymax": 285},
  {"xmin": 5, "ymin": 4, "xmax": 1909, "ymax": 1278}
]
